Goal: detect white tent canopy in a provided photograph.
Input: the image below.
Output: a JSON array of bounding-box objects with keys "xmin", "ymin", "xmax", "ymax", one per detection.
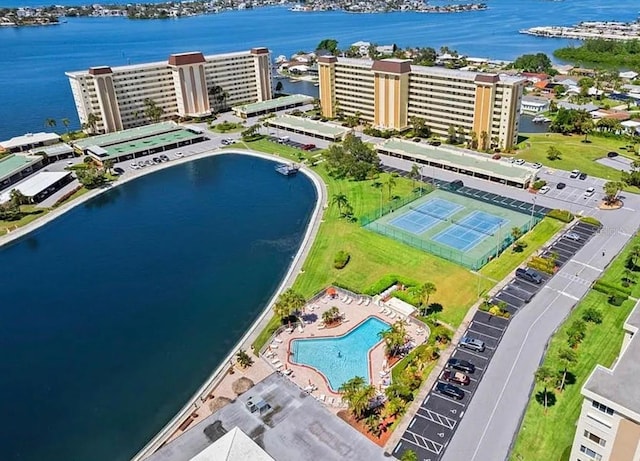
[{"xmin": 385, "ymin": 297, "xmax": 417, "ymax": 317}]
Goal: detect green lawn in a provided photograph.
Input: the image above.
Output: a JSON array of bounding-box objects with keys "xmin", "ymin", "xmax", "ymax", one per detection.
[
  {"xmin": 514, "ymin": 133, "xmax": 639, "ymax": 190},
  {"xmin": 234, "ymin": 138, "xmax": 317, "ymax": 163},
  {"xmin": 509, "ymin": 288, "xmax": 636, "ymax": 460},
  {"xmin": 0, "ymin": 206, "xmax": 49, "ymax": 236},
  {"xmin": 210, "ymin": 122, "xmax": 244, "ymax": 133},
  {"xmin": 480, "ymin": 217, "xmax": 566, "ymax": 281},
  {"xmin": 596, "ymin": 233, "xmax": 640, "ymax": 299}
]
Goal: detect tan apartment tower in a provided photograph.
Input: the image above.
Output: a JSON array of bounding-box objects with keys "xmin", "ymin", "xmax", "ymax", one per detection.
[
  {"xmin": 568, "ymin": 301, "xmax": 640, "ymax": 461},
  {"xmin": 67, "ymin": 48, "xmax": 272, "ymax": 134},
  {"xmin": 318, "ymin": 57, "xmax": 524, "ymax": 149}
]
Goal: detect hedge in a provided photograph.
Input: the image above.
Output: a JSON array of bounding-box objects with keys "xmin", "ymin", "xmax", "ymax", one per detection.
[
  {"xmin": 547, "ymin": 209, "xmax": 574, "ymax": 223},
  {"xmin": 392, "ymin": 290, "xmax": 420, "ymax": 307},
  {"xmin": 579, "ymin": 216, "xmax": 602, "ymax": 227},
  {"xmin": 364, "ymin": 274, "xmax": 420, "ymax": 296},
  {"xmin": 333, "ymin": 250, "xmax": 350, "ymax": 269},
  {"xmin": 528, "ymin": 255, "xmax": 557, "ymax": 274},
  {"xmin": 532, "ymin": 180, "xmax": 547, "ymax": 190},
  {"xmin": 592, "ymin": 279, "xmax": 631, "ymax": 297}
]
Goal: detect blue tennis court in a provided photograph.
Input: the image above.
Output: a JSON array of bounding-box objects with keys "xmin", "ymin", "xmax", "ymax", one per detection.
[
  {"xmin": 432, "ymin": 211, "xmax": 506, "ymax": 251},
  {"xmin": 389, "ymin": 198, "xmax": 463, "ymax": 235}
]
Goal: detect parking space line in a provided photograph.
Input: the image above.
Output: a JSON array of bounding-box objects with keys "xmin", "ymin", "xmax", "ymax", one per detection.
[
  {"xmin": 455, "ymin": 348, "xmax": 489, "ymax": 360},
  {"xmin": 572, "ymin": 260, "xmax": 603, "ymax": 272},
  {"xmin": 415, "ymin": 408, "xmax": 457, "ymax": 429},
  {"xmin": 404, "ymin": 430, "xmax": 445, "ymax": 454},
  {"xmin": 431, "ymin": 393, "xmax": 466, "ymax": 408},
  {"xmin": 470, "ymin": 320, "xmax": 506, "ymax": 333},
  {"xmin": 467, "ymin": 328, "xmax": 502, "ymax": 341},
  {"xmin": 543, "ymin": 285, "xmax": 580, "ymax": 301}
]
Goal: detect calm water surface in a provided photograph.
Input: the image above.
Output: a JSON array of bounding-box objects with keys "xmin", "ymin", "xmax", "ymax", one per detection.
[
  {"xmin": 0, "ymin": 0, "xmax": 638, "ymax": 137},
  {"xmin": 0, "ymin": 154, "xmax": 316, "ymax": 461}
]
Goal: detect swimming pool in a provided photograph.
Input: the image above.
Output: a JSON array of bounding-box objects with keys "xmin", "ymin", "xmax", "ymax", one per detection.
[{"xmin": 290, "ymin": 316, "xmax": 390, "ymax": 391}]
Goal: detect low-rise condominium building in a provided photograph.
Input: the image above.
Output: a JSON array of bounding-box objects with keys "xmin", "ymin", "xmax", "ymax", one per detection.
[
  {"xmin": 66, "ymin": 48, "xmax": 272, "ymax": 134},
  {"xmin": 317, "ymin": 57, "xmax": 525, "ymax": 149}
]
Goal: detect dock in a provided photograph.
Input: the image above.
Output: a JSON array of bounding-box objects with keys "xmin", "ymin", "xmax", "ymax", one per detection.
[{"xmin": 275, "ymin": 163, "xmax": 300, "ymax": 176}]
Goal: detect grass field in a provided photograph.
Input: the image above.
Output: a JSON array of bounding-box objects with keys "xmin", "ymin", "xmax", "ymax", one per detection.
[
  {"xmin": 0, "ymin": 206, "xmax": 49, "ymax": 236},
  {"xmin": 514, "ymin": 133, "xmax": 639, "ymax": 191},
  {"xmin": 509, "ymin": 286, "xmax": 636, "ymax": 460},
  {"xmin": 596, "ymin": 233, "xmax": 640, "ymax": 298},
  {"xmin": 480, "ymin": 217, "xmax": 566, "ymax": 281}
]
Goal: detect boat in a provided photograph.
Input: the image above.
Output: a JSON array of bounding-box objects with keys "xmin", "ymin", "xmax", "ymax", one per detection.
[
  {"xmin": 532, "ymin": 115, "xmax": 551, "ymax": 123},
  {"xmin": 275, "ymin": 163, "xmax": 300, "ymax": 176}
]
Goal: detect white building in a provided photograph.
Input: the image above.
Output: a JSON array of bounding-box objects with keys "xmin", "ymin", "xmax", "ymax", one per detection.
[
  {"xmin": 521, "ymin": 96, "xmax": 550, "ymax": 114},
  {"xmin": 66, "ymin": 48, "xmax": 273, "ymax": 134}
]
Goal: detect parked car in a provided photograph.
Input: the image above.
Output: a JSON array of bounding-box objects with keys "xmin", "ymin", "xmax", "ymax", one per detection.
[
  {"xmin": 152, "ymin": 157, "xmax": 161, "ymax": 164},
  {"xmin": 301, "ymin": 143, "xmax": 316, "ymax": 151},
  {"xmin": 442, "ymin": 370, "xmax": 470, "ymax": 385},
  {"xmin": 436, "ymin": 382, "xmax": 465, "ymax": 400},
  {"xmin": 429, "ymin": 140, "xmax": 442, "ymax": 146},
  {"xmin": 579, "ymin": 172, "xmax": 587, "ymax": 180},
  {"xmin": 446, "ymin": 358, "xmax": 475, "ymax": 373},
  {"xmin": 607, "ymin": 151, "xmax": 619, "ymax": 158},
  {"xmin": 570, "ymin": 169, "xmax": 580, "ymax": 179},
  {"xmin": 564, "ymin": 232, "xmax": 581, "ymax": 242},
  {"xmin": 113, "ymin": 167, "xmax": 125, "ymax": 175},
  {"xmin": 584, "ymin": 187, "xmax": 595, "ymax": 197},
  {"xmin": 413, "ymin": 137, "xmax": 421, "ymax": 143},
  {"xmin": 539, "ymin": 185, "xmax": 550, "ymax": 194},
  {"xmin": 460, "ymin": 336, "xmax": 486, "ymax": 352},
  {"xmin": 515, "ymin": 159, "xmax": 525, "ymax": 165},
  {"xmin": 515, "ymin": 267, "xmax": 543, "ymax": 284},
  {"xmin": 532, "ymin": 162, "xmax": 542, "ymax": 169},
  {"xmin": 175, "ymin": 152, "xmax": 184, "ymax": 158},
  {"xmin": 492, "ymin": 154, "xmax": 501, "ymax": 160},
  {"xmin": 556, "ymin": 182, "xmax": 566, "ymax": 190},
  {"xmin": 221, "ymin": 138, "xmax": 235, "ymax": 146},
  {"xmin": 450, "ymin": 179, "xmax": 464, "ymax": 190}
]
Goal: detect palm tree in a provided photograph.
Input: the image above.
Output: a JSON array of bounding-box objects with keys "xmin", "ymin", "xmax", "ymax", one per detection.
[
  {"xmin": 332, "ymin": 193, "xmax": 349, "ymax": 215},
  {"xmin": 629, "ymin": 245, "xmax": 640, "ymax": 269},
  {"xmin": 102, "ymin": 159, "xmax": 115, "ymax": 175},
  {"xmin": 61, "ymin": 118, "xmax": 71, "ymax": 135},
  {"xmin": 378, "ymin": 321, "xmax": 407, "ymax": 357},
  {"xmin": 86, "ymin": 113, "xmax": 100, "ymax": 134},
  {"xmin": 9, "ymin": 189, "xmax": 29, "ymax": 207},
  {"xmin": 557, "ymin": 347, "xmax": 577, "ymax": 392},
  {"xmin": 273, "ymin": 288, "xmax": 306, "ymax": 321},
  {"xmin": 386, "ymin": 175, "xmax": 397, "ymax": 201},
  {"xmin": 45, "ymin": 118, "xmax": 56, "ymax": 130},
  {"xmin": 419, "ymin": 281, "xmax": 437, "ymax": 313},
  {"xmin": 339, "ymin": 376, "xmax": 375, "ymax": 419},
  {"xmin": 400, "ymin": 450, "xmax": 418, "ymax": 461},
  {"xmin": 480, "ymin": 131, "xmax": 488, "ymax": 150},
  {"xmin": 409, "ymin": 164, "xmax": 420, "ymax": 191},
  {"xmin": 535, "ymin": 365, "xmax": 555, "ymax": 413}
]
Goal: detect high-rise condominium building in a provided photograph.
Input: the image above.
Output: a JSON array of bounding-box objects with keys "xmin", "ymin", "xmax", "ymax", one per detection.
[
  {"xmin": 317, "ymin": 57, "xmax": 525, "ymax": 149},
  {"xmin": 66, "ymin": 48, "xmax": 272, "ymax": 134},
  {"xmin": 569, "ymin": 301, "xmax": 640, "ymax": 461}
]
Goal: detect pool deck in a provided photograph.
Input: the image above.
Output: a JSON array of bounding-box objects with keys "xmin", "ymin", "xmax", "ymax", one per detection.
[{"xmin": 261, "ymin": 292, "xmax": 429, "ymax": 413}]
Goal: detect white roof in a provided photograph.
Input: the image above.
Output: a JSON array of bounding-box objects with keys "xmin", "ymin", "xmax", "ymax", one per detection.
[
  {"xmin": 0, "ymin": 171, "xmax": 71, "ymax": 202},
  {"xmin": 189, "ymin": 427, "xmax": 274, "ymax": 461},
  {"xmin": 620, "ymin": 71, "xmax": 638, "ymax": 79},
  {"xmin": 0, "ymin": 132, "xmax": 60, "ymax": 150},
  {"xmin": 385, "ymin": 297, "xmax": 417, "ymax": 317},
  {"xmin": 622, "ymin": 120, "xmax": 640, "ymax": 128},
  {"xmin": 351, "ymin": 41, "xmax": 371, "ymax": 47}
]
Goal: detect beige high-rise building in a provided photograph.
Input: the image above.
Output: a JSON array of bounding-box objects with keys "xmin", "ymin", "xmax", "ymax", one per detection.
[
  {"xmin": 317, "ymin": 56, "xmax": 524, "ymax": 149},
  {"xmin": 569, "ymin": 301, "xmax": 640, "ymax": 461},
  {"xmin": 66, "ymin": 48, "xmax": 272, "ymax": 134}
]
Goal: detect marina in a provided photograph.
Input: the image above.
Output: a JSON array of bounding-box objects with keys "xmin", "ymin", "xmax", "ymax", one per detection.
[{"xmin": 521, "ymin": 18, "xmax": 640, "ymax": 41}]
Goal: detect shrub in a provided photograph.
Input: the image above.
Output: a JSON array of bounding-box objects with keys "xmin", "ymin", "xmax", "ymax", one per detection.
[
  {"xmin": 333, "ymin": 250, "xmax": 350, "ymax": 269},
  {"xmin": 364, "ymin": 274, "xmax": 420, "ymax": 296},
  {"xmin": 566, "ymin": 319, "xmax": 587, "ymax": 348},
  {"xmin": 579, "ymin": 216, "xmax": 602, "ymax": 227},
  {"xmin": 532, "ymin": 180, "xmax": 547, "ymax": 190},
  {"xmin": 609, "ymin": 294, "xmax": 627, "ymax": 306},
  {"xmin": 528, "ymin": 255, "xmax": 557, "ymax": 274},
  {"xmin": 582, "ymin": 307, "xmax": 603, "ymax": 324},
  {"xmin": 547, "ymin": 209, "xmax": 574, "ymax": 223},
  {"xmin": 592, "ymin": 280, "xmax": 631, "ymax": 296}
]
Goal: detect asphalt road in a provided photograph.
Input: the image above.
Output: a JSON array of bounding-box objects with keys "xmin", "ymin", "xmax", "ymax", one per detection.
[{"xmin": 379, "ymin": 154, "xmax": 640, "ymax": 461}]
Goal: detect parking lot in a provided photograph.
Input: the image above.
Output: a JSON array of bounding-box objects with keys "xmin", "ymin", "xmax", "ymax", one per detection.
[{"xmin": 394, "ymin": 220, "xmax": 600, "ymax": 461}]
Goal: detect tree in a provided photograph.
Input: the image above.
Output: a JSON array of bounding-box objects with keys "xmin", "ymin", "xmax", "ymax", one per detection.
[
  {"xmin": 378, "ymin": 321, "xmax": 407, "ymax": 357},
  {"xmin": 339, "ymin": 376, "xmax": 376, "ymax": 419},
  {"xmin": 61, "ymin": 118, "xmax": 71, "ymax": 134},
  {"xmin": 511, "ymin": 226, "xmax": 525, "ymax": 252},
  {"xmin": 566, "ymin": 319, "xmax": 587, "ymax": 349},
  {"xmin": 9, "ymin": 189, "xmax": 29, "ymax": 207},
  {"xmin": 557, "ymin": 347, "xmax": 577, "ymax": 391},
  {"xmin": 275, "ymin": 81, "xmax": 284, "ymax": 92},
  {"xmin": 386, "ymin": 175, "xmax": 397, "ymax": 201},
  {"xmin": 535, "ymin": 365, "xmax": 555, "ymax": 413},
  {"xmin": 409, "ymin": 164, "xmax": 421, "ymax": 191},
  {"xmin": 470, "ymin": 130, "xmax": 478, "ymax": 149},
  {"xmin": 549, "ymin": 99, "xmax": 558, "ymax": 113},
  {"xmin": 45, "ymin": 118, "xmax": 56, "ymax": 129},
  {"xmin": 102, "ymin": 159, "xmax": 114, "ymax": 175},
  {"xmin": 241, "ymin": 124, "xmax": 260, "ymax": 141},
  {"xmin": 86, "ymin": 113, "xmax": 100, "ymax": 134},
  {"xmin": 412, "ymin": 47, "xmax": 437, "ymax": 66},
  {"xmin": 400, "ymin": 450, "xmax": 418, "ymax": 461},
  {"xmin": 480, "ymin": 131, "xmax": 488, "ymax": 150},
  {"xmin": 273, "ymin": 288, "xmax": 306, "ymax": 320},
  {"xmin": 236, "ymin": 349, "xmax": 254, "ymax": 368},
  {"xmin": 511, "ymin": 53, "xmax": 552, "ymax": 73},
  {"xmin": 447, "ymin": 125, "xmax": 457, "ymax": 144},
  {"xmin": 331, "ymin": 192, "xmax": 349, "ymax": 215},
  {"xmin": 143, "ymin": 98, "xmax": 164, "ymax": 123},
  {"xmin": 622, "ymin": 268, "xmax": 637, "ymax": 287},
  {"xmin": 410, "ymin": 116, "xmax": 430, "ymax": 138},
  {"xmin": 419, "ymin": 282, "xmax": 437, "ymax": 313},
  {"xmin": 75, "ymin": 164, "xmax": 108, "ymax": 189},
  {"xmin": 316, "ymin": 38, "xmax": 339, "ymax": 55},
  {"xmin": 322, "ymin": 134, "xmax": 380, "ymax": 180},
  {"xmin": 582, "ymin": 307, "xmax": 603, "ymax": 324},
  {"xmin": 603, "ymin": 181, "xmax": 623, "ymax": 205},
  {"xmin": 628, "ymin": 245, "xmax": 640, "ymax": 269},
  {"xmin": 546, "ymin": 146, "xmax": 562, "ymax": 161},
  {"xmin": 209, "ymin": 84, "xmax": 228, "ymax": 112},
  {"xmin": 622, "ymin": 161, "xmax": 640, "ymax": 188}
]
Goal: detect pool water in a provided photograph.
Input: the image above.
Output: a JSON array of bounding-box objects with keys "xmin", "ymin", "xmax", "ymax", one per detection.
[{"xmin": 291, "ymin": 316, "xmax": 390, "ymax": 391}]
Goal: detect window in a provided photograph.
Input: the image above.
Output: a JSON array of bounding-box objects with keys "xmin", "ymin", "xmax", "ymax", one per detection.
[
  {"xmin": 584, "ymin": 430, "xmax": 606, "ymax": 447},
  {"xmin": 580, "ymin": 445, "xmax": 602, "ymax": 460},
  {"xmin": 592, "ymin": 400, "xmax": 614, "ymax": 415}
]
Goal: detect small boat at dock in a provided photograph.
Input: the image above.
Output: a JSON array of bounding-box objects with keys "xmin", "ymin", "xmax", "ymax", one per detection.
[{"xmin": 275, "ymin": 163, "xmax": 300, "ymax": 176}]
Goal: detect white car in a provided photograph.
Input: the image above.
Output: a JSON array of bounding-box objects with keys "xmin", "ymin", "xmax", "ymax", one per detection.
[
  {"xmin": 532, "ymin": 162, "xmax": 542, "ymax": 169},
  {"xmin": 570, "ymin": 169, "xmax": 580, "ymax": 179},
  {"xmin": 584, "ymin": 187, "xmax": 595, "ymax": 197},
  {"xmin": 539, "ymin": 185, "xmax": 551, "ymax": 194},
  {"xmin": 515, "ymin": 158, "xmax": 525, "ymax": 165},
  {"xmin": 175, "ymin": 152, "xmax": 184, "ymax": 158}
]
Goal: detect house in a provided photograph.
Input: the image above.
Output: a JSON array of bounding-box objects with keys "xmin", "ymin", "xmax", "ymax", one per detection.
[
  {"xmin": 570, "ymin": 67, "xmax": 596, "ymax": 77},
  {"xmin": 521, "ymin": 72, "xmax": 549, "ymax": 84},
  {"xmin": 621, "ymin": 120, "xmax": 640, "ymax": 135},
  {"xmin": 375, "ymin": 44, "xmax": 395, "ymax": 55},
  {"xmin": 557, "ymin": 102, "xmax": 599, "ymax": 112},
  {"xmin": 521, "ymin": 96, "xmax": 550, "ymax": 114},
  {"xmin": 619, "ymin": 70, "xmax": 638, "ymax": 80},
  {"xmin": 552, "ymin": 64, "xmax": 574, "ymax": 75},
  {"xmin": 556, "ymin": 76, "xmax": 581, "ymax": 87},
  {"xmin": 590, "ymin": 109, "xmax": 631, "ymax": 121},
  {"xmin": 351, "ymin": 41, "xmax": 371, "ymax": 56}
]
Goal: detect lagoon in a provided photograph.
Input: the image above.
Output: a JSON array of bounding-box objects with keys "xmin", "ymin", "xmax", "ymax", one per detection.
[
  {"xmin": 1, "ymin": 0, "xmax": 638, "ymax": 138},
  {"xmin": 0, "ymin": 153, "xmax": 316, "ymax": 461}
]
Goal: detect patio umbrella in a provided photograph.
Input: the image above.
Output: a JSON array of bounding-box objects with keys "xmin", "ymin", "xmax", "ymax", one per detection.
[
  {"xmin": 326, "ymin": 287, "xmax": 337, "ymax": 297},
  {"xmin": 208, "ymin": 396, "xmax": 233, "ymax": 413},
  {"xmin": 232, "ymin": 377, "xmax": 255, "ymax": 396}
]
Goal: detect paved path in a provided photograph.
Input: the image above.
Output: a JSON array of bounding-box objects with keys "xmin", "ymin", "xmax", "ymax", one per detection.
[{"xmin": 380, "ymin": 154, "xmax": 640, "ymax": 461}]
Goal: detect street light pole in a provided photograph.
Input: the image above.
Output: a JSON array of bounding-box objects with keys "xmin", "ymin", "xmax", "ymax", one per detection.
[{"xmin": 530, "ymin": 195, "xmax": 537, "ymax": 231}]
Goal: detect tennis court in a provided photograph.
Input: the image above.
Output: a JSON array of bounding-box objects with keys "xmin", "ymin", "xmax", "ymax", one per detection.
[
  {"xmin": 365, "ymin": 189, "xmax": 535, "ymax": 269},
  {"xmin": 389, "ymin": 198, "xmax": 462, "ymax": 234}
]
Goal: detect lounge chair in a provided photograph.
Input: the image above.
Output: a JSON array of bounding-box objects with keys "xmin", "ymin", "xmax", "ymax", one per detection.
[
  {"xmin": 378, "ymin": 306, "xmax": 385, "ymax": 313},
  {"xmin": 357, "ymin": 297, "xmax": 364, "ymax": 305},
  {"xmin": 346, "ymin": 297, "xmax": 353, "ymax": 305},
  {"xmin": 364, "ymin": 298, "xmax": 371, "ymax": 306},
  {"xmin": 318, "ymin": 324, "xmax": 326, "ymax": 330},
  {"xmin": 388, "ymin": 312, "xmax": 396, "ymax": 319},
  {"xmin": 271, "ymin": 358, "xmax": 281, "ymax": 365},
  {"xmin": 274, "ymin": 338, "xmax": 283, "ymax": 344},
  {"xmin": 283, "ymin": 368, "xmax": 293, "ymax": 376},
  {"xmin": 270, "ymin": 343, "xmax": 279, "ymax": 349},
  {"xmin": 329, "ymin": 397, "xmax": 336, "ymax": 406},
  {"xmin": 318, "ymin": 394, "xmax": 326, "ymax": 402},
  {"xmin": 297, "ymin": 324, "xmax": 304, "ymax": 333}
]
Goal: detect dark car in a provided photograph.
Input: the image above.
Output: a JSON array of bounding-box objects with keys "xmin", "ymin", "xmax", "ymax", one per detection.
[
  {"xmin": 113, "ymin": 167, "xmax": 125, "ymax": 175},
  {"xmin": 608, "ymin": 151, "xmax": 619, "ymax": 158},
  {"xmin": 492, "ymin": 153, "xmax": 501, "ymax": 160},
  {"xmin": 429, "ymin": 140, "xmax": 442, "ymax": 146},
  {"xmin": 460, "ymin": 336, "xmax": 486, "ymax": 352},
  {"xmin": 413, "ymin": 137, "xmax": 421, "ymax": 143},
  {"xmin": 516, "ymin": 267, "xmax": 543, "ymax": 284},
  {"xmin": 301, "ymin": 143, "xmax": 316, "ymax": 151},
  {"xmin": 446, "ymin": 358, "xmax": 475, "ymax": 373},
  {"xmin": 579, "ymin": 172, "xmax": 587, "ymax": 180},
  {"xmin": 556, "ymin": 182, "xmax": 566, "ymax": 190},
  {"xmin": 450, "ymin": 179, "xmax": 464, "ymax": 190},
  {"xmin": 442, "ymin": 370, "xmax": 470, "ymax": 385},
  {"xmin": 436, "ymin": 382, "xmax": 465, "ymax": 400}
]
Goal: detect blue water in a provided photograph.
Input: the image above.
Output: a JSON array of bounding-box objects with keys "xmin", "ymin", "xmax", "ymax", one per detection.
[
  {"xmin": 291, "ymin": 316, "xmax": 390, "ymax": 391},
  {"xmin": 0, "ymin": 0, "xmax": 638, "ymax": 138},
  {"xmin": 0, "ymin": 153, "xmax": 316, "ymax": 461}
]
